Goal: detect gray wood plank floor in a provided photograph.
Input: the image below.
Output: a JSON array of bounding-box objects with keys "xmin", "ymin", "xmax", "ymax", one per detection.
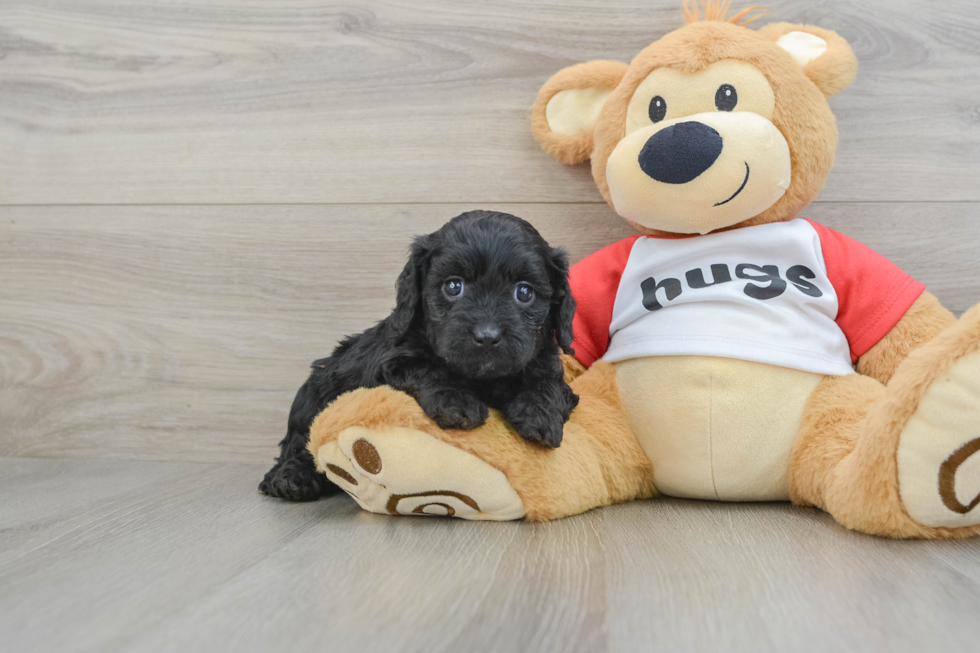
[{"xmin": 3, "ymin": 457, "xmax": 979, "ymax": 653}]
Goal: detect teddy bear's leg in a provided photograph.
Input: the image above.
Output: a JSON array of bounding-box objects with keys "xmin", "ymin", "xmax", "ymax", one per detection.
[
  {"xmin": 789, "ymin": 304, "xmax": 980, "ymax": 538},
  {"xmin": 308, "ymin": 361, "xmax": 656, "ymax": 521}
]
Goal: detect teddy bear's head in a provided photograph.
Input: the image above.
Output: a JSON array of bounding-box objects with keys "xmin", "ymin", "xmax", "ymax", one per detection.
[{"xmin": 531, "ymin": 1, "xmax": 857, "ymax": 236}]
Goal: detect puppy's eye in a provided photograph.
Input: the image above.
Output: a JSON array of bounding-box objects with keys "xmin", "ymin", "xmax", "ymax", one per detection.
[
  {"xmin": 514, "ymin": 283, "xmax": 534, "ymax": 304},
  {"xmin": 443, "ymin": 277, "xmax": 464, "ymax": 299},
  {"xmin": 715, "ymin": 84, "xmax": 737, "ymax": 112},
  {"xmin": 648, "ymin": 95, "xmax": 667, "ymax": 123}
]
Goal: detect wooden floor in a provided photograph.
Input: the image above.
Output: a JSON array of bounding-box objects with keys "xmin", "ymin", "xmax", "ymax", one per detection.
[
  {"xmin": 3, "ymin": 457, "xmax": 980, "ymax": 653},
  {"xmin": 3, "ymin": 1, "xmax": 980, "ymax": 651}
]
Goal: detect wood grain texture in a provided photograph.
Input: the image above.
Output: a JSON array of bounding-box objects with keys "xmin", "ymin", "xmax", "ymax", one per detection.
[
  {"xmin": 1, "ymin": 0, "xmax": 979, "ymax": 204},
  {"xmin": 2, "ymin": 202, "xmax": 978, "ymax": 464},
  {"xmin": 1, "ymin": 457, "xmax": 979, "ymax": 653}
]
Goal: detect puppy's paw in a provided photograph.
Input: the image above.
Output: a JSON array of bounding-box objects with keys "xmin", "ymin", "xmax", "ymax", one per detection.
[
  {"xmin": 259, "ymin": 458, "xmax": 337, "ymax": 501},
  {"xmin": 418, "ymin": 388, "xmax": 489, "ymax": 430},
  {"xmin": 504, "ymin": 396, "xmax": 565, "ymax": 449}
]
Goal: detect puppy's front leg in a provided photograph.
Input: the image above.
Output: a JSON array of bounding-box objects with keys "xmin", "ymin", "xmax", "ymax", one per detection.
[
  {"xmin": 415, "ymin": 379, "xmax": 489, "ymax": 430},
  {"xmin": 385, "ymin": 358, "xmax": 488, "ymax": 430},
  {"xmin": 503, "ymin": 350, "xmax": 579, "ymax": 448}
]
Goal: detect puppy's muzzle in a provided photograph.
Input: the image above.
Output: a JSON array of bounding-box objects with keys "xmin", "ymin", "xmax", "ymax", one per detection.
[{"xmin": 472, "ymin": 324, "xmax": 502, "ymax": 348}]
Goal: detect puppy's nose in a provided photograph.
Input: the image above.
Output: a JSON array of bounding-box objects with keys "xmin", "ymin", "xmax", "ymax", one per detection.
[
  {"xmin": 472, "ymin": 324, "xmax": 502, "ymax": 348},
  {"xmin": 638, "ymin": 121, "xmax": 723, "ymax": 184}
]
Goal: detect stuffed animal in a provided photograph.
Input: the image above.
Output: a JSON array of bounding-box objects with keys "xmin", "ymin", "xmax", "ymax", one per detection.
[{"xmin": 308, "ymin": 1, "xmax": 980, "ymax": 538}]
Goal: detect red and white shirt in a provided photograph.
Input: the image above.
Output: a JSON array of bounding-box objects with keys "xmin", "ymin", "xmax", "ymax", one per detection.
[{"xmin": 569, "ymin": 219, "xmax": 925, "ymax": 377}]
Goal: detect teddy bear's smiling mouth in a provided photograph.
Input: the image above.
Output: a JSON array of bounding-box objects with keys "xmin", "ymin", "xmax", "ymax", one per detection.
[{"xmin": 714, "ymin": 162, "xmax": 750, "ymax": 207}]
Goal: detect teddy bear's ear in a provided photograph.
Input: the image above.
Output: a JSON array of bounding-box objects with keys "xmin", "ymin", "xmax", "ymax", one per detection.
[
  {"xmin": 531, "ymin": 60, "xmax": 628, "ymax": 164},
  {"xmin": 757, "ymin": 22, "xmax": 858, "ymax": 97}
]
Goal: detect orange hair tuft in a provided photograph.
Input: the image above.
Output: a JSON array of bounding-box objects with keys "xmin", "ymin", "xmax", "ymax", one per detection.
[{"xmin": 683, "ymin": 0, "xmax": 769, "ymax": 27}]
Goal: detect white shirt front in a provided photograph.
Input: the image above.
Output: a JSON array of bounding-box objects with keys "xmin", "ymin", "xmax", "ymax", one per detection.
[{"xmin": 603, "ymin": 219, "xmax": 855, "ymax": 376}]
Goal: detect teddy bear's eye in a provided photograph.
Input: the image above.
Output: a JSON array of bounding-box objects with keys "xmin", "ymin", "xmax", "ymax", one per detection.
[
  {"xmin": 648, "ymin": 95, "xmax": 667, "ymax": 123},
  {"xmin": 715, "ymin": 84, "xmax": 738, "ymax": 112}
]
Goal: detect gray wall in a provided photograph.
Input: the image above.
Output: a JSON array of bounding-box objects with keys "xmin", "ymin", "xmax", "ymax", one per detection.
[{"xmin": 2, "ymin": 0, "xmax": 978, "ymax": 463}]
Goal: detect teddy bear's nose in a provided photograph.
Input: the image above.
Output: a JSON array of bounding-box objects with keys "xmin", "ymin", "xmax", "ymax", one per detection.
[{"xmin": 638, "ymin": 121, "xmax": 723, "ymax": 184}]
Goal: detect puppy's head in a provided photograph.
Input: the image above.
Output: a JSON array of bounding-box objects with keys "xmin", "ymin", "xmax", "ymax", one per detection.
[{"xmin": 391, "ymin": 211, "xmax": 574, "ymax": 379}]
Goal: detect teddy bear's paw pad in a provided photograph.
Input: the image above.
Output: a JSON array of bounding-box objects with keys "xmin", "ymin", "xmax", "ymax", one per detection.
[
  {"xmin": 316, "ymin": 426, "xmax": 525, "ymax": 521},
  {"xmin": 898, "ymin": 348, "xmax": 980, "ymax": 528}
]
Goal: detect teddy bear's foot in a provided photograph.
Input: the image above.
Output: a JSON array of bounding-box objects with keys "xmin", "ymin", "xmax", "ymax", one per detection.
[
  {"xmin": 897, "ymin": 314, "xmax": 980, "ymax": 529},
  {"xmin": 794, "ymin": 304, "xmax": 980, "ymax": 538},
  {"xmin": 315, "ymin": 426, "xmax": 526, "ymax": 521}
]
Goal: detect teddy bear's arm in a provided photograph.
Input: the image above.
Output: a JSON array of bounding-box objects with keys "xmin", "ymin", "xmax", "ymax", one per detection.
[
  {"xmin": 309, "ymin": 360, "xmax": 656, "ymax": 522},
  {"xmin": 560, "ymin": 352, "xmax": 587, "ymax": 383},
  {"xmin": 856, "ymin": 292, "xmax": 955, "ymax": 385}
]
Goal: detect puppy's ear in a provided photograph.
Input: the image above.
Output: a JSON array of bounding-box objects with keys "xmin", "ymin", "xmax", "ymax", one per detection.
[
  {"xmin": 390, "ymin": 235, "xmax": 432, "ymax": 339},
  {"xmin": 547, "ymin": 247, "xmax": 576, "ymax": 355}
]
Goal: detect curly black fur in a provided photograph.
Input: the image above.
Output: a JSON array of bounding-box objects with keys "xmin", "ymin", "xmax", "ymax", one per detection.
[{"xmin": 259, "ymin": 210, "xmax": 579, "ymax": 501}]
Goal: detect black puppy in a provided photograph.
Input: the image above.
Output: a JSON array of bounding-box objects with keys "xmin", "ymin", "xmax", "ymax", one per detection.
[{"xmin": 260, "ymin": 210, "xmax": 579, "ymax": 501}]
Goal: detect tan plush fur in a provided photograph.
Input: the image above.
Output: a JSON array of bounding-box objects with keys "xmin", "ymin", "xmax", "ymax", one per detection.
[
  {"xmin": 530, "ymin": 7, "xmax": 856, "ymax": 237},
  {"xmin": 756, "ymin": 23, "xmax": 858, "ymax": 98},
  {"xmin": 589, "ymin": 21, "xmax": 848, "ymax": 237},
  {"xmin": 310, "ymin": 361, "xmax": 656, "ymax": 521},
  {"xmin": 857, "ymin": 292, "xmax": 956, "ymax": 385},
  {"xmin": 530, "ymin": 61, "xmax": 629, "ymax": 164},
  {"xmin": 560, "ymin": 351, "xmax": 587, "ymax": 383},
  {"xmin": 791, "ymin": 304, "xmax": 980, "ymax": 539}
]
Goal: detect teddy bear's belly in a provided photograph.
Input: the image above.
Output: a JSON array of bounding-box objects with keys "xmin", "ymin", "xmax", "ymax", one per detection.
[{"xmin": 615, "ymin": 356, "xmax": 826, "ymax": 501}]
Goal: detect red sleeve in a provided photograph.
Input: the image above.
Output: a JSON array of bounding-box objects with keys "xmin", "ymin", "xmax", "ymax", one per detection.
[
  {"xmin": 805, "ymin": 219, "xmax": 925, "ymax": 363},
  {"xmin": 569, "ymin": 235, "xmax": 642, "ymax": 367}
]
